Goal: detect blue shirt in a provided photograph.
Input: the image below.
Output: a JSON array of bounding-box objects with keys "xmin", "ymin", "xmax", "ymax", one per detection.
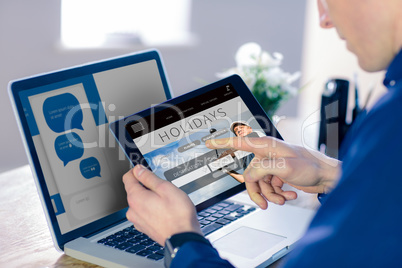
[{"xmin": 172, "ymin": 50, "xmax": 402, "ymax": 267}]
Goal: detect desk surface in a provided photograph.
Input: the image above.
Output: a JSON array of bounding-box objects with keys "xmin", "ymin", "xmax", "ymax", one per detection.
[
  {"xmin": 0, "ymin": 165, "xmax": 318, "ymax": 267},
  {"xmin": 0, "ymin": 165, "xmax": 98, "ymax": 267}
]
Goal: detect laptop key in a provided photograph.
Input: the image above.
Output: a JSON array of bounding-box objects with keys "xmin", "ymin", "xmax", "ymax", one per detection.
[
  {"xmin": 210, "ymin": 205, "xmax": 224, "ymax": 211},
  {"xmin": 121, "ymin": 232, "xmax": 134, "ymax": 239},
  {"xmin": 204, "ymin": 208, "xmax": 217, "ymax": 214},
  {"xmin": 199, "ymin": 219, "xmax": 211, "ymax": 225},
  {"xmin": 147, "ymin": 254, "xmax": 164, "ymax": 261},
  {"xmin": 155, "ymin": 250, "xmax": 165, "ymax": 256},
  {"xmin": 128, "ymin": 229, "xmax": 141, "ymax": 236},
  {"xmin": 147, "ymin": 245, "xmax": 163, "ymax": 252},
  {"xmin": 201, "ymin": 223, "xmax": 223, "ymax": 235},
  {"xmin": 136, "ymin": 234, "xmax": 149, "ymax": 241},
  {"xmin": 217, "ymin": 201, "xmax": 232, "ymax": 207},
  {"xmin": 115, "ymin": 242, "xmax": 133, "ymax": 250},
  {"xmin": 114, "ymin": 237, "xmax": 127, "ymax": 243},
  {"xmin": 105, "ymin": 234, "xmax": 117, "ymax": 240},
  {"xmin": 97, "ymin": 238, "xmax": 107, "ymax": 244},
  {"xmin": 115, "ymin": 230, "xmax": 125, "ymax": 236},
  {"xmin": 212, "ymin": 213, "xmax": 224, "ymax": 218},
  {"xmin": 137, "ymin": 249, "xmax": 153, "ymax": 257},
  {"xmin": 104, "ymin": 240, "xmax": 120, "ymax": 247},
  {"xmin": 219, "ymin": 210, "xmax": 231, "ymax": 215},
  {"xmin": 226, "ymin": 204, "xmax": 243, "ymax": 212},
  {"xmin": 198, "ymin": 212, "xmax": 211, "ymax": 217},
  {"xmin": 125, "ymin": 244, "xmax": 146, "ymax": 254},
  {"xmin": 223, "ymin": 215, "xmax": 237, "ymax": 221},
  {"xmin": 216, "ymin": 218, "xmax": 231, "ymax": 225},
  {"xmin": 205, "ymin": 216, "xmax": 219, "ymax": 222},
  {"xmin": 140, "ymin": 240, "xmax": 154, "ymax": 246},
  {"xmin": 237, "ymin": 209, "xmax": 250, "ymax": 215},
  {"xmin": 126, "ymin": 238, "xmax": 141, "ymax": 244}
]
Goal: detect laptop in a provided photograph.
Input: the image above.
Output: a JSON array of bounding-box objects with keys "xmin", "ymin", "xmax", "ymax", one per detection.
[
  {"xmin": 8, "ymin": 50, "xmax": 176, "ymax": 266},
  {"xmin": 109, "ymin": 74, "xmax": 316, "ymax": 267},
  {"xmin": 9, "ymin": 49, "xmax": 315, "ymax": 267}
]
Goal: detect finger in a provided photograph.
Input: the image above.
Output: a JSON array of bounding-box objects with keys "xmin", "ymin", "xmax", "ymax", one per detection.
[
  {"xmin": 126, "ymin": 210, "xmax": 136, "ymax": 224},
  {"xmin": 243, "ymin": 158, "xmax": 289, "ymax": 183},
  {"xmin": 271, "ymin": 176, "xmax": 297, "ymax": 200},
  {"xmin": 245, "ymin": 181, "xmax": 268, "ymax": 209},
  {"xmin": 126, "ymin": 210, "xmax": 145, "ymax": 234},
  {"xmin": 123, "ymin": 171, "xmax": 153, "ymax": 219},
  {"xmin": 257, "ymin": 178, "xmax": 286, "ymax": 205},
  {"xmin": 206, "ymin": 136, "xmax": 285, "ymax": 156},
  {"xmin": 132, "ymin": 164, "xmax": 166, "ymax": 193},
  {"xmin": 123, "ymin": 168, "xmax": 144, "ymax": 193}
]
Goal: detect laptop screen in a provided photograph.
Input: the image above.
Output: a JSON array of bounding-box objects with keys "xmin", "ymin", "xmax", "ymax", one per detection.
[
  {"xmin": 117, "ymin": 76, "xmax": 279, "ymax": 211},
  {"xmin": 10, "ymin": 50, "xmax": 172, "ymax": 238}
]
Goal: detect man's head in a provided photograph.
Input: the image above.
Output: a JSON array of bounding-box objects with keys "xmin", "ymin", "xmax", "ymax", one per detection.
[
  {"xmin": 318, "ymin": 0, "xmax": 402, "ymax": 72},
  {"xmin": 230, "ymin": 121, "xmax": 253, "ymax": 137}
]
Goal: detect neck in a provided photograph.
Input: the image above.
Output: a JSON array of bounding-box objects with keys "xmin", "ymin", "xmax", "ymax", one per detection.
[{"xmin": 393, "ymin": 3, "xmax": 402, "ymax": 54}]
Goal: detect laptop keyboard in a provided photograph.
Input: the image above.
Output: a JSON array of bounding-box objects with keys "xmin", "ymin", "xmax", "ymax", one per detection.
[
  {"xmin": 97, "ymin": 226, "xmax": 165, "ymax": 261},
  {"xmin": 97, "ymin": 201, "xmax": 256, "ymax": 261},
  {"xmin": 199, "ymin": 201, "xmax": 256, "ymax": 235}
]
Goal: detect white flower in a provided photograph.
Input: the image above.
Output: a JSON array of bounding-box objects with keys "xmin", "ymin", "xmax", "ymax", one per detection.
[
  {"xmin": 217, "ymin": 42, "xmax": 301, "ymax": 109},
  {"xmin": 260, "ymin": 51, "xmax": 283, "ymax": 68},
  {"xmin": 235, "ymin": 42, "xmax": 284, "ymax": 69},
  {"xmin": 235, "ymin": 42, "xmax": 261, "ymax": 67},
  {"xmin": 263, "ymin": 67, "xmax": 285, "ymax": 88}
]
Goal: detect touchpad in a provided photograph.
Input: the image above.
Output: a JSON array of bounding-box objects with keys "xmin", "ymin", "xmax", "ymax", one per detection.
[{"xmin": 212, "ymin": 226, "xmax": 286, "ymax": 259}]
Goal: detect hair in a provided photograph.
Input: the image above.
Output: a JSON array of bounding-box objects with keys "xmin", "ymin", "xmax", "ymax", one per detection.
[{"xmin": 230, "ymin": 121, "xmax": 250, "ymax": 135}]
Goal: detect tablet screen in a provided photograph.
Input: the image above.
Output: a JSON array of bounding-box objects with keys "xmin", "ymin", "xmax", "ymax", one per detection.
[{"xmin": 122, "ymin": 77, "xmax": 275, "ymax": 208}]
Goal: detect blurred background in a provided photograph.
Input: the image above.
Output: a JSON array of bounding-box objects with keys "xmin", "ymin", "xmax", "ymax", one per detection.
[{"xmin": 0, "ymin": 0, "xmax": 386, "ymax": 173}]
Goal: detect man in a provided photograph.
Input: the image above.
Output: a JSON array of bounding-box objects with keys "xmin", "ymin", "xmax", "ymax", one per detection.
[
  {"xmin": 230, "ymin": 121, "xmax": 264, "ymax": 138},
  {"xmin": 123, "ymin": 0, "xmax": 402, "ymax": 267},
  {"xmin": 219, "ymin": 121, "xmax": 265, "ymax": 183}
]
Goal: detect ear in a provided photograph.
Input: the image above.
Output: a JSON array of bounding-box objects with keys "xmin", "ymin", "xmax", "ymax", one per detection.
[{"xmin": 317, "ymin": 0, "xmax": 334, "ymax": 29}]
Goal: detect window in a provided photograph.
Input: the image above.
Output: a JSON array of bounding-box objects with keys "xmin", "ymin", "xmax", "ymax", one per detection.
[{"xmin": 61, "ymin": 0, "xmax": 193, "ymax": 48}]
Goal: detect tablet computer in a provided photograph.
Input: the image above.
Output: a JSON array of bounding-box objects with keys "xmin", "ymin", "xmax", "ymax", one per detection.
[{"xmin": 109, "ymin": 74, "xmax": 283, "ymax": 211}]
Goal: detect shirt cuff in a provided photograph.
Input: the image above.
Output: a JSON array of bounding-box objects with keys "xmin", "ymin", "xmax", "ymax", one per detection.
[
  {"xmin": 172, "ymin": 241, "xmax": 234, "ymax": 268},
  {"xmin": 317, "ymin": 193, "xmax": 327, "ymax": 204}
]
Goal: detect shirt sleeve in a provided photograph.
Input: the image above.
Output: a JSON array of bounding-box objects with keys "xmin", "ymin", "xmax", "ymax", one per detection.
[
  {"xmin": 281, "ymin": 86, "xmax": 402, "ymax": 268},
  {"xmin": 171, "ymin": 241, "xmax": 234, "ymax": 268}
]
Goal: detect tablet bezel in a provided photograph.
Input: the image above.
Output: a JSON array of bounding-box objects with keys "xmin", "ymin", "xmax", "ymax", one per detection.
[{"xmin": 109, "ymin": 74, "xmax": 283, "ymax": 212}]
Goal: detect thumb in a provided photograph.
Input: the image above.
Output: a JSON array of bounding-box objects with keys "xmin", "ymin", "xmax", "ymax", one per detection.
[{"xmin": 133, "ymin": 164, "xmax": 166, "ymax": 192}]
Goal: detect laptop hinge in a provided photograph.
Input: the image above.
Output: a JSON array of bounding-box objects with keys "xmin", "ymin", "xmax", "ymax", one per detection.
[
  {"xmin": 272, "ymin": 246, "xmax": 289, "ymax": 261},
  {"xmin": 84, "ymin": 218, "xmax": 128, "ymax": 238}
]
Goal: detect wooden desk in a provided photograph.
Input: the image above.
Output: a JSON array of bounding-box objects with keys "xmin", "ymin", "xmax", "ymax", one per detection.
[
  {"xmin": 0, "ymin": 165, "xmax": 98, "ymax": 267},
  {"xmin": 0, "ymin": 165, "xmax": 316, "ymax": 267}
]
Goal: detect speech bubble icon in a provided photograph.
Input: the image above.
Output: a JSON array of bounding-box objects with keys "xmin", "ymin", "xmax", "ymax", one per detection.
[
  {"xmin": 43, "ymin": 93, "xmax": 84, "ymax": 133},
  {"xmin": 80, "ymin": 157, "xmax": 101, "ymax": 179},
  {"xmin": 54, "ymin": 132, "xmax": 84, "ymax": 166}
]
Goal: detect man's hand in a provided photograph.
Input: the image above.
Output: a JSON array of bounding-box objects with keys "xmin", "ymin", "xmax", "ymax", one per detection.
[
  {"xmin": 123, "ymin": 165, "xmax": 202, "ymax": 245},
  {"xmin": 206, "ymin": 136, "xmax": 341, "ymax": 209}
]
